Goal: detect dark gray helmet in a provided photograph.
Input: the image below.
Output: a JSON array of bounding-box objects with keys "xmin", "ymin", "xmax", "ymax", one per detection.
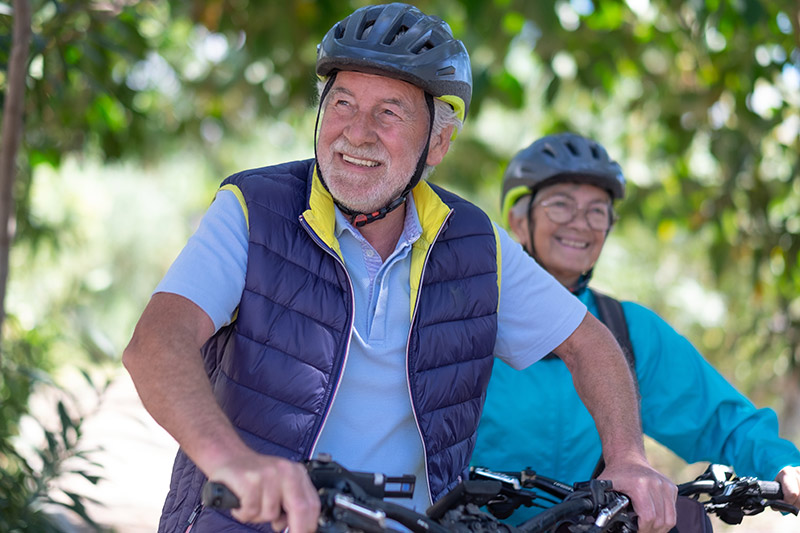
[
  {"xmin": 316, "ymin": 2, "xmax": 472, "ymax": 121},
  {"xmin": 501, "ymin": 133, "xmax": 625, "ymax": 218}
]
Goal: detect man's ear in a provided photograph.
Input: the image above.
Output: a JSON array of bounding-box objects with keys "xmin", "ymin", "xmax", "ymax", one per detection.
[{"xmin": 425, "ymin": 125, "xmax": 454, "ymax": 166}]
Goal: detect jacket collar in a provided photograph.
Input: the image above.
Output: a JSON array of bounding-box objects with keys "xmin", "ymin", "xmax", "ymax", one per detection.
[{"xmin": 303, "ymin": 164, "xmax": 452, "ymax": 256}]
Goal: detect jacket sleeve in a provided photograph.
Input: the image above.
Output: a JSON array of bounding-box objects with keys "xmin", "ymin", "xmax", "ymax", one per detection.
[{"xmin": 628, "ymin": 301, "xmax": 800, "ymax": 479}]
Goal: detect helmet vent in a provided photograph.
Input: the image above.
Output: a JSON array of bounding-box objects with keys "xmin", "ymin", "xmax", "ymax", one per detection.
[
  {"xmin": 411, "ymin": 39, "xmax": 435, "ymax": 54},
  {"xmin": 334, "ymin": 23, "xmax": 346, "ymax": 40},
  {"xmin": 590, "ymin": 145, "xmax": 600, "ymax": 159},
  {"xmin": 360, "ymin": 21, "xmax": 376, "ymax": 41},
  {"xmin": 380, "ymin": 24, "xmax": 409, "ymax": 45},
  {"xmin": 542, "ymin": 145, "xmax": 557, "ymax": 159},
  {"xmin": 565, "ymin": 141, "xmax": 579, "ymax": 156},
  {"xmin": 436, "ymin": 66, "xmax": 456, "ymax": 76}
]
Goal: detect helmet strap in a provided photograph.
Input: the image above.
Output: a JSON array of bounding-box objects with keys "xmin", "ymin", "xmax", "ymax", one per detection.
[
  {"xmin": 314, "ymin": 71, "xmax": 338, "ymax": 196},
  {"xmin": 570, "ymin": 271, "xmax": 593, "ymax": 294},
  {"xmin": 314, "ymin": 78, "xmax": 435, "ymax": 228},
  {"xmin": 524, "ymin": 194, "xmax": 538, "ymax": 258},
  {"xmin": 341, "ymin": 196, "xmax": 407, "ymax": 227},
  {"xmin": 399, "ymin": 92, "xmax": 435, "ymax": 198}
]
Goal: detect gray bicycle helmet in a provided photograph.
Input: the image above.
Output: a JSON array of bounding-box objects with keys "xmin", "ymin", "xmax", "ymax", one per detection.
[
  {"xmin": 316, "ymin": 2, "xmax": 472, "ymax": 121},
  {"xmin": 501, "ymin": 133, "xmax": 625, "ymax": 220}
]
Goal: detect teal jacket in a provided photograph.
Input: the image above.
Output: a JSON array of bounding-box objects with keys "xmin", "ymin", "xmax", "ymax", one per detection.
[{"xmin": 473, "ymin": 288, "xmax": 800, "ymax": 519}]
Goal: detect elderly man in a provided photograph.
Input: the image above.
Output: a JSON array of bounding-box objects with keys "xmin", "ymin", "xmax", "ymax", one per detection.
[{"xmin": 123, "ymin": 6, "xmax": 676, "ymax": 533}]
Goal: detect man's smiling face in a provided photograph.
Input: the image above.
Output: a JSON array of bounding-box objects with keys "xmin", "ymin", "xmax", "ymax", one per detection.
[{"xmin": 316, "ymin": 70, "xmax": 430, "ymax": 214}]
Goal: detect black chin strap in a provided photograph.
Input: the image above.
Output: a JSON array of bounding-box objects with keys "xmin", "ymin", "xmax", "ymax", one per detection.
[
  {"xmin": 399, "ymin": 92, "xmax": 435, "ymax": 198},
  {"xmin": 313, "ymin": 72, "xmax": 337, "ymax": 193},
  {"xmin": 570, "ymin": 272, "xmax": 593, "ymax": 294},
  {"xmin": 314, "ymin": 73, "xmax": 435, "ymax": 228}
]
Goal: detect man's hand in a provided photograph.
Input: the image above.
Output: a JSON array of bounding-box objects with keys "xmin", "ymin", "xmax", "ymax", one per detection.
[
  {"xmin": 556, "ymin": 313, "xmax": 676, "ymax": 531},
  {"xmin": 598, "ymin": 458, "xmax": 677, "ymax": 533},
  {"xmin": 776, "ymin": 465, "xmax": 800, "ymax": 508},
  {"xmin": 210, "ymin": 453, "xmax": 321, "ymax": 533}
]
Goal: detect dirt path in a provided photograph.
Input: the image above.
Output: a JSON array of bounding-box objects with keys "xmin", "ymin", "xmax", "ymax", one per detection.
[
  {"xmin": 85, "ymin": 374, "xmax": 178, "ymax": 531},
  {"xmin": 47, "ymin": 369, "xmax": 178, "ymax": 532}
]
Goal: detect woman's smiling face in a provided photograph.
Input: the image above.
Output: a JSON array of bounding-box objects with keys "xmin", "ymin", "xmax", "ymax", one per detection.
[{"xmin": 517, "ymin": 182, "xmax": 612, "ymax": 287}]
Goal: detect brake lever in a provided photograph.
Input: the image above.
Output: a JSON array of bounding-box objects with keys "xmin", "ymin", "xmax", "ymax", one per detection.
[
  {"xmin": 593, "ymin": 493, "xmax": 630, "ymax": 529},
  {"xmin": 331, "ymin": 492, "xmax": 388, "ymax": 524},
  {"xmin": 471, "ymin": 467, "xmax": 523, "ymax": 490},
  {"xmin": 769, "ymin": 500, "xmax": 800, "ymax": 516}
]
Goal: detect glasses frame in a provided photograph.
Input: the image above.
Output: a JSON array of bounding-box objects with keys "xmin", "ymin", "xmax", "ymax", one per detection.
[{"xmin": 534, "ymin": 196, "xmax": 617, "ymax": 232}]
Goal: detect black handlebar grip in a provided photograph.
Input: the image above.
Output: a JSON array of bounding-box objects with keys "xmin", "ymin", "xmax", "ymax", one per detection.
[
  {"xmin": 202, "ymin": 481, "xmax": 241, "ymax": 509},
  {"xmin": 757, "ymin": 480, "xmax": 783, "ymax": 500}
]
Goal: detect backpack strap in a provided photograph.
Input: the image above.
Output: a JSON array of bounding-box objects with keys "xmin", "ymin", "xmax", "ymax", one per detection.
[
  {"xmin": 591, "ymin": 289, "xmax": 635, "ymax": 375},
  {"xmin": 588, "ymin": 289, "xmax": 638, "ymax": 479}
]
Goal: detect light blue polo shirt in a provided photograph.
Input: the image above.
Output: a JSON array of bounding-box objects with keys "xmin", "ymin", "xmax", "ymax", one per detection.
[{"xmin": 155, "ymin": 188, "xmax": 586, "ymax": 510}]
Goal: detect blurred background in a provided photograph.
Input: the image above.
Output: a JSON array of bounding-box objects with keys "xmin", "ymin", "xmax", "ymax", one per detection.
[{"xmin": 0, "ymin": 0, "xmax": 799, "ymax": 531}]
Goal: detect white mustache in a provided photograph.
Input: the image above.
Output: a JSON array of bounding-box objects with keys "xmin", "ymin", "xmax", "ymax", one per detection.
[{"xmin": 330, "ymin": 138, "xmax": 388, "ymax": 165}]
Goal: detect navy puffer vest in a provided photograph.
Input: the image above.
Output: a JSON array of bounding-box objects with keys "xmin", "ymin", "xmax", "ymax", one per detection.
[{"xmin": 158, "ymin": 159, "xmax": 499, "ymax": 532}]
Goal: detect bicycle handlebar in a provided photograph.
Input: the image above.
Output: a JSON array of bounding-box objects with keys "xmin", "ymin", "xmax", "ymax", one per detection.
[
  {"xmin": 675, "ymin": 464, "xmax": 798, "ymax": 525},
  {"xmin": 473, "ymin": 463, "xmax": 800, "ymax": 531},
  {"xmin": 471, "ymin": 466, "xmax": 573, "ymax": 500},
  {"xmin": 202, "ymin": 455, "xmax": 451, "ymax": 533},
  {"xmin": 203, "ymin": 454, "xmax": 416, "ymax": 508},
  {"xmin": 677, "ymin": 478, "xmax": 783, "ymax": 499},
  {"xmin": 202, "ymin": 459, "xmax": 635, "ymax": 533},
  {"xmin": 517, "ymin": 480, "xmax": 634, "ymax": 533},
  {"xmin": 202, "ymin": 460, "xmax": 798, "ymax": 533},
  {"xmin": 468, "ymin": 467, "xmax": 636, "ymax": 533},
  {"xmin": 202, "ymin": 481, "xmax": 241, "ymax": 509}
]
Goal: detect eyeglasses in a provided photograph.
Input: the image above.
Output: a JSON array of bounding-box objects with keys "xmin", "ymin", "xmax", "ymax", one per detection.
[{"xmin": 534, "ymin": 196, "xmax": 616, "ymax": 231}]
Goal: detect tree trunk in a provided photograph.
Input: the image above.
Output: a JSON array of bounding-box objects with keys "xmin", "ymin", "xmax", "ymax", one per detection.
[{"xmin": 0, "ymin": 0, "xmax": 32, "ymax": 358}]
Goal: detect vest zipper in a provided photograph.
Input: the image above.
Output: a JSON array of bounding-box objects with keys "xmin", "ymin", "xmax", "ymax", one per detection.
[
  {"xmin": 405, "ymin": 209, "xmax": 453, "ymax": 506},
  {"xmin": 184, "ymin": 503, "xmax": 202, "ymax": 532},
  {"xmin": 299, "ymin": 215, "xmax": 356, "ymax": 460}
]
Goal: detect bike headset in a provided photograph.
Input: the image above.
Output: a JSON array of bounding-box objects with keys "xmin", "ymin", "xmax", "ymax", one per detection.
[
  {"xmin": 314, "ymin": 2, "xmax": 472, "ymax": 227},
  {"xmin": 500, "ymin": 133, "xmax": 626, "ymax": 292}
]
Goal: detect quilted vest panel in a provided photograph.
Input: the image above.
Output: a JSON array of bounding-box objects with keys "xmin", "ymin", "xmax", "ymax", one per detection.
[{"xmin": 409, "ymin": 184, "xmax": 499, "ymax": 501}]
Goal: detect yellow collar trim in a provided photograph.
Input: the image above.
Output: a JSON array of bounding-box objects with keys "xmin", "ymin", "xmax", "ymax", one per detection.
[
  {"xmin": 302, "ymin": 166, "xmax": 343, "ymax": 260},
  {"xmin": 409, "ymin": 181, "xmax": 452, "ymax": 319}
]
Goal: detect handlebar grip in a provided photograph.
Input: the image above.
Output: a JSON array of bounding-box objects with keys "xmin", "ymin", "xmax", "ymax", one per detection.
[
  {"xmin": 202, "ymin": 481, "xmax": 241, "ymax": 509},
  {"xmin": 758, "ymin": 480, "xmax": 783, "ymax": 499}
]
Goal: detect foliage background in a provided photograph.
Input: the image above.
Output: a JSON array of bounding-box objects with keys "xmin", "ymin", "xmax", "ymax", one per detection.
[{"xmin": 1, "ymin": 0, "xmax": 799, "ymax": 529}]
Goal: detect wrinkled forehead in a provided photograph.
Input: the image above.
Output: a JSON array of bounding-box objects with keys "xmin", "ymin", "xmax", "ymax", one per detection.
[{"xmin": 328, "ymin": 70, "xmax": 427, "ymax": 109}]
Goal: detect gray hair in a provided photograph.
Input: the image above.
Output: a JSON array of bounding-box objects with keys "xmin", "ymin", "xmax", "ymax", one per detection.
[
  {"xmin": 316, "ymin": 79, "xmax": 462, "ymax": 180},
  {"xmin": 509, "ymin": 194, "xmax": 532, "ymax": 219}
]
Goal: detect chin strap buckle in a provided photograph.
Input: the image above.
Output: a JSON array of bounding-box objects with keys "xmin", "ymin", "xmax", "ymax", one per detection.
[{"xmin": 351, "ymin": 196, "xmax": 406, "ymax": 227}]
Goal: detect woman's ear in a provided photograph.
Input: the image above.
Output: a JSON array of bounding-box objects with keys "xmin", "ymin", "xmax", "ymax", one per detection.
[{"xmin": 507, "ymin": 208, "xmax": 528, "ymax": 244}]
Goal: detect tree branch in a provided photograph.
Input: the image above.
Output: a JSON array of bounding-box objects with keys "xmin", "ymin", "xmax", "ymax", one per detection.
[{"xmin": 0, "ymin": 0, "xmax": 33, "ymax": 355}]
